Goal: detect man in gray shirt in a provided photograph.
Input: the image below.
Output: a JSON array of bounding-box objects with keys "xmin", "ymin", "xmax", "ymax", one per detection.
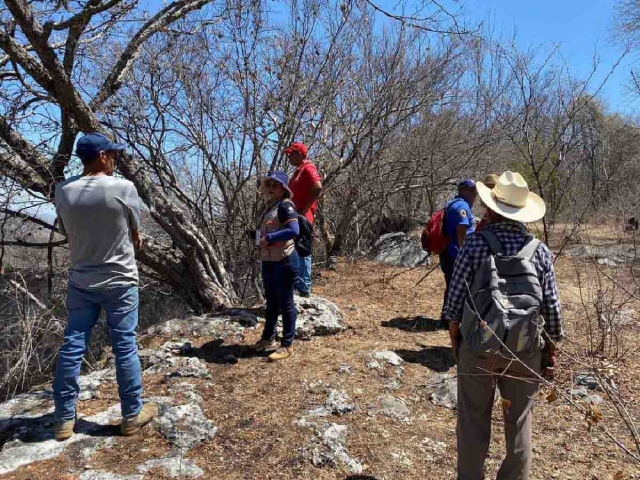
[{"xmin": 53, "ymin": 133, "xmax": 157, "ymax": 441}]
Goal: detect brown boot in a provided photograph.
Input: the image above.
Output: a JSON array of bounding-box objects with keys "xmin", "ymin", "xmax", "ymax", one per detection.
[
  {"xmin": 54, "ymin": 419, "xmax": 75, "ymax": 441},
  {"xmin": 268, "ymin": 346, "xmax": 294, "ymax": 361},
  {"xmin": 120, "ymin": 402, "xmax": 159, "ymax": 437}
]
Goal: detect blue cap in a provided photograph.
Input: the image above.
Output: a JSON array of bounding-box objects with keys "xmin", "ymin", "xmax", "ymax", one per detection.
[
  {"xmin": 76, "ymin": 133, "xmax": 126, "ymax": 161},
  {"xmin": 264, "ymin": 170, "xmax": 293, "ymax": 197},
  {"xmin": 458, "ymin": 178, "xmax": 476, "ymax": 189}
]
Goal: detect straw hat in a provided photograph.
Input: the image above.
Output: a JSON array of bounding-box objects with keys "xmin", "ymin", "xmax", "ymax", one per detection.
[{"xmin": 476, "ymin": 171, "xmax": 546, "ymax": 223}]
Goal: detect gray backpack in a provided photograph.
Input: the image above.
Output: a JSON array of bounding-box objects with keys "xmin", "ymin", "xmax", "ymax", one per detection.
[{"xmin": 460, "ymin": 230, "xmax": 544, "ymax": 353}]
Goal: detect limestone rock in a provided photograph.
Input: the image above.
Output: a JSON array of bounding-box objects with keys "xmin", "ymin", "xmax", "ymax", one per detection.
[
  {"xmin": 372, "ymin": 232, "xmax": 430, "ymax": 267},
  {"xmin": 299, "ymin": 422, "xmax": 363, "ymax": 474},
  {"xmin": 325, "ymin": 389, "xmax": 357, "ymax": 415},
  {"xmin": 368, "ymin": 395, "xmax": 410, "ymax": 422},
  {"xmin": 154, "ymin": 403, "xmax": 218, "ymax": 451},
  {"xmin": 371, "ymin": 351, "xmax": 404, "ymax": 367},
  {"xmin": 166, "ymin": 357, "xmax": 210, "ymax": 379},
  {"xmin": 426, "ymin": 373, "xmax": 457, "ymax": 410},
  {"xmin": 294, "ymin": 296, "xmax": 348, "ymax": 338},
  {"xmin": 0, "ymin": 403, "xmax": 123, "ymax": 475}
]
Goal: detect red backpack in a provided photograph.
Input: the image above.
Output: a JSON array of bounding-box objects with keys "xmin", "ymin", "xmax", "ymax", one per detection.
[{"xmin": 420, "ymin": 208, "xmax": 451, "ymax": 254}]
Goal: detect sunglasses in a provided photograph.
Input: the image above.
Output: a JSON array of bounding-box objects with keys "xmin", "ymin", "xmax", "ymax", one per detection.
[{"xmin": 263, "ymin": 180, "xmax": 281, "ymax": 189}]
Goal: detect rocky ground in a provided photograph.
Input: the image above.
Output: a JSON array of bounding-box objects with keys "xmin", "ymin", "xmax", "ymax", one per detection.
[{"xmin": 2, "ymin": 238, "xmax": 640, "ymax": 479}]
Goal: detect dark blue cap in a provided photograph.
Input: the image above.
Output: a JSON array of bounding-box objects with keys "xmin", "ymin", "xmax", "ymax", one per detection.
[
  {"xmin": 458, "ymin": 178, "xmax": 476, "ymax": 189},
  {"xmin": 76, "ymin": 133, "xmax": 126, "ymax": 161},
  {"xmin": 264, "ymin": 170, "xmax": 293, "ymax": 197}
]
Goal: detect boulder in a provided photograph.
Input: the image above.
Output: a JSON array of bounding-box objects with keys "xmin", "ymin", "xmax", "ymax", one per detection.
[
  {"xmin": 372, "ymin": 232, "xmax": 430, "ymax": 268},
  {"xmin": 294, "ymin": 296, "xmax": 348, "ymax": 338}
]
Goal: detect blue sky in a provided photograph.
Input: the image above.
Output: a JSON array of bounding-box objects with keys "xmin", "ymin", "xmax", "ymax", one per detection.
[{"xmin": 454, "ymin": 0, "xmax": 638, "ymax": 115}]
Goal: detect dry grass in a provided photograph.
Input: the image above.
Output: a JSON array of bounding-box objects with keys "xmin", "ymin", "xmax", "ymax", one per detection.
[{"xmin": 5, "ymin": 232, "xmax": 640, "ymax": 479}]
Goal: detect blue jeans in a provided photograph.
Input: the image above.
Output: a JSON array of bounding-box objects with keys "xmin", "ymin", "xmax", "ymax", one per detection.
[
  {"xmin": 54, "ymin": 283, "xmax": 143, "ymax": 421},
  {"xmin": 262, "ymin": 252, "xmax": 300, "ymax": 347},
  {"xmin": 294, "ymin": 254, "xmax": 312, "ymax": 294}
]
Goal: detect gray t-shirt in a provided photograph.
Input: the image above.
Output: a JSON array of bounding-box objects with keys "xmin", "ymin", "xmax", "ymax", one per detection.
[{"xmin": 55, "ymin": 175, "xmax": 141, "ymax": 289}]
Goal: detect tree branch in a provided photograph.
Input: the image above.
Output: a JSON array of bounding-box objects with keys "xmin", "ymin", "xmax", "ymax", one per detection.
[
  {"xmin": 90, "ymin": 0, "xmax": 214, "ymax": 111},
  {"xmin": 0, "ymin": 208, "xmax": 59, "ymax": 232},
  {"xmin": 0, "ymin": 239, "xmax": 67, "ymax": 248}
]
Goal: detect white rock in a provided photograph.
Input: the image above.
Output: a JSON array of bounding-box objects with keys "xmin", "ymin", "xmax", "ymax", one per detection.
[
  {"xmin": 325, "ymin": 390, "xmax": 357, "ymax": 415},
  {"xmin": 368, "ymin": 395, "xmax": 410, "ymax": 422},
  {"xmin": 372, "ymin": 351, "xmax": 404, "ymax": 367},
  {"xmin": 294, "ymin": 296, "xmax": 348, "ymax": 338},
  {"xmin": 425, "ymin": 373, "xmax": 458, "ymax": 410},
  {"xmin": 154, "ymin": 403, "xmax": 217, "ymax": 450}
]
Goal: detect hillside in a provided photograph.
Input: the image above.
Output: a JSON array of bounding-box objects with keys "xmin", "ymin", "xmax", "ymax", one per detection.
[{"xmin": 1, "ymin": 226, "xmax": 639, "ymax": 479}]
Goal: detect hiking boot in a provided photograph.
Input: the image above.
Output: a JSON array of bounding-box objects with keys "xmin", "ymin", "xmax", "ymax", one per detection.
[
  {"xmin": 297, "ymin": 290, "xmax": 311, "ymax": 298},
  {"xmin": 54, "ymin": 419, "xmax": 75, "ymax": 441},
  {"xmin": 268, "ymin": 346, "xmax": 294, "ymax": 361},
  {"xmin": 121, "ymin": 402, "xmax": 159, "ymax": 437},
  {"xmin": 253, "ymin": 338, "xmax": 278, "ymax": 352}
]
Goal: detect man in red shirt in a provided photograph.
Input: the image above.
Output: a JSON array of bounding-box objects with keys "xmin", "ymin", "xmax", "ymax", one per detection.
[{"xmin": 285, "ymin": 142, "xmax": 323, "ymax": 296}]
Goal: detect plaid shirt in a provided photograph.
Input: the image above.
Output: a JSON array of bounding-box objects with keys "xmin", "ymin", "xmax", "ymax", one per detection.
[{"xmin": 442, "ymin": 220, "xmax": 564, "ymax": 342}]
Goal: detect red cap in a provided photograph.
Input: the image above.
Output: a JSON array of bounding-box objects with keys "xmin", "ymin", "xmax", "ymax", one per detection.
[{"xmin": 284, "ymin": 142, "xmax": 308, "ymax": 158}]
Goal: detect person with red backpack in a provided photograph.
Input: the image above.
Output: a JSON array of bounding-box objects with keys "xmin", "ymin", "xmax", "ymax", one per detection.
[{"xmin": 439, "ymin": 179, "xmax": 477, "ymax": 329}]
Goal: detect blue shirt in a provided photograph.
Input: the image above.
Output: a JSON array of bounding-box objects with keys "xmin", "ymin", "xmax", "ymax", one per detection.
[{"xmin": 444, "ymin": 195, "xmax": 475, "ymax": 258}]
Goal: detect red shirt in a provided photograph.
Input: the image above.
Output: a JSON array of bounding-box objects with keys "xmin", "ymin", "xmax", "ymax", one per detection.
[{"xmin": 289, "ymin": 160, "xmax": 321, "ymax": 224}]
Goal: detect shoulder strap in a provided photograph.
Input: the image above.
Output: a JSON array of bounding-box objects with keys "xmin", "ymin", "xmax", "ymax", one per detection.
[
  {"xmin": 478, "ymin": 230, "xmax": 504, "ymax": 255},
  {"xmin": 259, "ymin": 200, "xmax": 283, "ymax": 226},
  {"xmin": 517, "ymin": 236, "xmax": 541, "ymax": 261}
]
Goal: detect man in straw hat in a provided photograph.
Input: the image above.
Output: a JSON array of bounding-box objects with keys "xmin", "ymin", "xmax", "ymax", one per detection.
[{"xmin": 442, "ymin": 171, "xmax": 563, "ymax": 480}]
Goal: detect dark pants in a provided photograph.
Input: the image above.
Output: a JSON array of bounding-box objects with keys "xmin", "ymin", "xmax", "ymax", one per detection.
[
  {"xmin": 440, "ymin": 249, "xmax": 456, "ymax": 319},
  {"xmin": 261, "ymin": 251, "xmax": 300, "ymax": 347},
  {"xmin": 457, "ymin": 341, "xmax": 542, "ymax": 480}
]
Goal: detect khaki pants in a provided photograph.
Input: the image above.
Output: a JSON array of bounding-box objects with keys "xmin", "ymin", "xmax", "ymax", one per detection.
[{"xmin": 457, "ymin": 341, "xmax": 542, "ymax": 480}]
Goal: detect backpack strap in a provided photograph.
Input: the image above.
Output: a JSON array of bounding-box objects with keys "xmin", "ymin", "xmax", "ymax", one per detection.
[
  {"xmin": 478, "ymin": 230, "xmax": 504, "ymax": 255},
  {"xmin": 517, "ymin": 236, "xmax": 541, "ymax": 261}
]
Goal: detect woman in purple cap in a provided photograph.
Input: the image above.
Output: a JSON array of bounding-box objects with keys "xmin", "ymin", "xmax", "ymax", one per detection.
[{"xmin": 253, "ymin": 171, "xmax": 301, "ymax": 361}]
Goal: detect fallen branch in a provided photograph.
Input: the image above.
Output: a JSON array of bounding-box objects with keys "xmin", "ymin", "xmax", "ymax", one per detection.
[{"xmin": 8, "ymin": 279, "xmax": 48, "ymax": 311}]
